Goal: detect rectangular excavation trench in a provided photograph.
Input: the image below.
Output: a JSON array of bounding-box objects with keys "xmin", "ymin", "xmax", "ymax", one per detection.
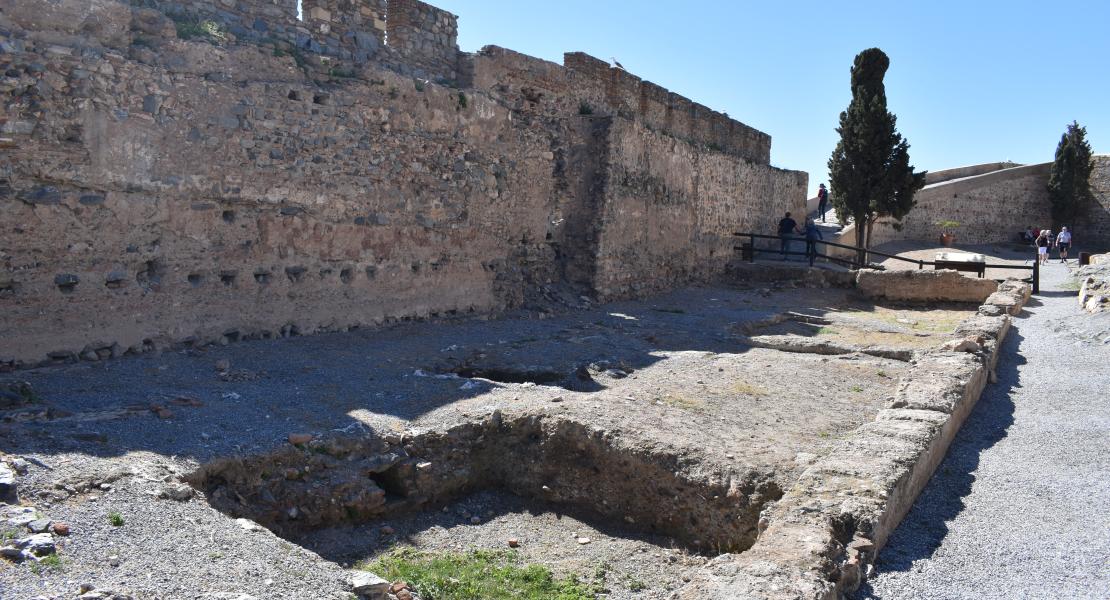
[
  {"xmin": 178, "ymin": 295, "xmax": 979, "ymax": 594},
  {"xmin": 187, "ymin": 413, "xmax": 784, "ymax": 579}
]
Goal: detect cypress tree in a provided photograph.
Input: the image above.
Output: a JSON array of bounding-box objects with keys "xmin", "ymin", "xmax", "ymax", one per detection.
[
  {"xmin": 1047, "ymin": 121, "xmax": 1094, "ymax": 232},
  {"xmin": 828, "ymin": 48, "xmax": 926, "ymax": 264}
]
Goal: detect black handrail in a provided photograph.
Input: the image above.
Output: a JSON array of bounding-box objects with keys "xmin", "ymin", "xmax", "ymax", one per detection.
[{"xmin": 733, "ymin": 232, "xmax": 1039, "ymax": 293}]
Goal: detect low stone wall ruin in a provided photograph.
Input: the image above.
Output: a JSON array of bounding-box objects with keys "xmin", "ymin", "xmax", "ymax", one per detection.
[
  {"xmin": 674, "ymin": 277, "xmax": 1032, "ymax": 599},
  {"xmin": 855, "ymin": 269, "xmax": 1000, "ymax": 304}
]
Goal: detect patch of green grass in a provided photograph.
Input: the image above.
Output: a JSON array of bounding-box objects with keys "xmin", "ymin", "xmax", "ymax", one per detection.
[
  {"xmin": 30, "ymin": 554, "xmax": 64, "ymax": 574},
  {"xmin": 108, "ymin": 511, "xmax": 124, "ymax": 527},
  {"xmin": 817, "ymin": 326, "xmax": 839, "ymax": 335},
  {"xmin": 457, "ymin": 92, "xmax": 468, "ymax": 109},
  {"xmin": 365, "ymin": 548, "xmax": 603, "ymax": 600},
  {"xmin": 850, "ymin": 385, "xmax": 863, "ymax": 393},
  {"xmin": 877, "ymin": 370, "xmax": 890, "ymax": 378},
  {"xmin": 174, "ymin": 17, "xmax": 226, "ymax": 42}
]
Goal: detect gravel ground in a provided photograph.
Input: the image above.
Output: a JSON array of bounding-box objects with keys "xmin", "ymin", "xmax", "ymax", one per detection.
[{"xmin": 853, "ymin": 261, "xmax": 1110, "ymax": 599}]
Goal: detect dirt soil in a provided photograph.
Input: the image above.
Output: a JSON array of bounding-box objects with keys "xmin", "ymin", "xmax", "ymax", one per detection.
[{"xmin": 0, "ymin": 283, "xmax": 967, "ymax": 599}]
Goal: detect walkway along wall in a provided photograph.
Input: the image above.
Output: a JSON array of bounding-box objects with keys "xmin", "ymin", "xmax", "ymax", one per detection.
[{"xmin": 0, "ymin": 1, "xmax": 806, "ymax": 369}]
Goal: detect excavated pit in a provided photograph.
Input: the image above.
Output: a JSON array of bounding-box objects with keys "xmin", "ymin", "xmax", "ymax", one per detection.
[{"xmin": 187, "ymin": 413, "xmax": 783, "ymax": 558}]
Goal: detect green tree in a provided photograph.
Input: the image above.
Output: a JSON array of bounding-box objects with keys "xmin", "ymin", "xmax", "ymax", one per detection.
[
  {"xmin": 1047, "ymin": 121, "xmax": 1094, "ymax": 232},
  {"xmin": 828, "ymin": 48, "xmax": 927, "ymax": 264}
]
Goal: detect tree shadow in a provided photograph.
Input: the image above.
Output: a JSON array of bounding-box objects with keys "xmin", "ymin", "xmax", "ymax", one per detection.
[{"xmin": 850, "ymin": 328, "xmax": 1025, "ymax": 599}]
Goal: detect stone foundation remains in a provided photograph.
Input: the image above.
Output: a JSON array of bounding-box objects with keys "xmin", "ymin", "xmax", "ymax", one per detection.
[
  {"xmin": 674, "ymin": 277, "xmax": 1032, "ymax": 599},
  {"xmin": 0, "ymin": 0, "xmax": 807, "ymax": 369},
  {"xmin": 188, "ymin": 413, "xmax": 782, "ymax": 554}
]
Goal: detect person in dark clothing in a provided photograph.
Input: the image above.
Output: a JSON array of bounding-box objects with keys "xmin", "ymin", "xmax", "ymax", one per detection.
[
  {"xmin": 817, "ymin": 184, "xmax": 830, "ymax": 223},
  {"xmin": 804, "ymin": 218, "xmax": 823, "ymax": 263},
  {"xmin": 778, "ymin": 212, "xmax": 801, "ymax": 260}
]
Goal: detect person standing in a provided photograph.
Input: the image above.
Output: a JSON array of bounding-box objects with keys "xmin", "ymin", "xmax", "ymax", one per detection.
[
  {"xmin": 1036, "ymin": 230, "xmax": 1051, "ymax": 264},
  {"xmin": 778, "ymin": 212, "xmax": 801, "ymax": 260},
  {"xmin": 1056, "ymin": 226, "xmax": 1073, "ymax": 263},
  {"xmin": 804, "ymin": 218, "xmax": 824, "ymax": 263},
  {"xmin": 817, "ymin": 184, "xmax": 830, "ymax": 223}
]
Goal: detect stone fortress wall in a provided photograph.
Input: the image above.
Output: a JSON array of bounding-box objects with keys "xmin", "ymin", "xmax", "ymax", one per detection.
[
  {"xmin": 0, "ymin": 0, "xmax": 807, "ymax": 369},
  {"xmin": 869, "ymin": 162, "xmax": 1054, "ymax": 247},
  {"xmin": 865, "ymin": 158, "xmax": 1110, "ymax": 249},
  {"xmin": 1085, "ymin": 155, "xmax": 1110, "ymax": 249}
]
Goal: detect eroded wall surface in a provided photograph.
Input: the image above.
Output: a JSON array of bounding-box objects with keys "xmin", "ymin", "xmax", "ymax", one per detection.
[
  {"xmin": 0, "ymin": 0, "xmax": 805, "ymax": 368},
  {"xmin": 594, "ymin": 119, "xmax": 806, "ymax": 299}
]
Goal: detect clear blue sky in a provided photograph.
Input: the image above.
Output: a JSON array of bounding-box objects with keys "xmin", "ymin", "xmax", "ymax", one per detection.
[{"xmin": 433, "ymin": 0, "xmax": 1109, "ymax": 196}]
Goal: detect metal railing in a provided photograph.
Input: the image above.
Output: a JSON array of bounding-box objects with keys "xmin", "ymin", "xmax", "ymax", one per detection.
[{"xmin": 733, "ymin": 232, "xmax": 1039, "ymax": 293}]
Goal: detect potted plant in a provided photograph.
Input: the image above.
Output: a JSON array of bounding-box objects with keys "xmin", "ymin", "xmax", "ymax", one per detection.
[{"xmin": 935, "ymin": 220, "xmax": 960, "ymax": 247}]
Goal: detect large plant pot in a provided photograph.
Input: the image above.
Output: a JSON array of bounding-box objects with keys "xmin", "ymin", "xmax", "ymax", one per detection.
[{"xmin": 940, "ymin": 233, "xmax": 955, "ymax": 247}]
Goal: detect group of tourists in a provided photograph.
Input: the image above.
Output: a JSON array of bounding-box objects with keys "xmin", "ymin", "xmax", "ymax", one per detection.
[
  {"xmin": 1024, "ymin": 225, "xmax": 1074, "ymax": 264},
  {"xmin": 774, "ymin": 183, "xmax": 832, "ymax": 262},
  {"xmin": 777, "ymin": 211, "xmax": 823, "ymax": 262},
  {"xmin": 775, "ymin": 183, "xmax": 1079, "ymax": 267}
]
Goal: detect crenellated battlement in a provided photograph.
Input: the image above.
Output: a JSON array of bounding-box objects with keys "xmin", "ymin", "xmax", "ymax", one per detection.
[
  {"xmin": 131, "ymin": 0, "xmax": 456, "ymax": 80},
  {"xmin": 119, "ymin": 2, "xmax": 770, "ymax": 161},
  {"xmin": 562, "ymin": 52, "xmax": 771, "ymax": 163}
]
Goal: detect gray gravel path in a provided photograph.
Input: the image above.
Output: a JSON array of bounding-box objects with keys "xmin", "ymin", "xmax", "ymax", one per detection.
[{"xmin": 854, "ymin": 261, "xmax": 1110, "ymax": 599}]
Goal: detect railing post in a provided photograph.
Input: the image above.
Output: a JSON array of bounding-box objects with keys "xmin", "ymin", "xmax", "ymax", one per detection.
[
  {"xmin": 1032, "ymin": 255, "xmax": 1040, "ymax": 294},
  {"xmin": 918, "ymin": 260, "xmax": 924, "ymax": 270},
  {"xmin": 749, "ymin": 234, "xmax": 755, "ymax": 263}
]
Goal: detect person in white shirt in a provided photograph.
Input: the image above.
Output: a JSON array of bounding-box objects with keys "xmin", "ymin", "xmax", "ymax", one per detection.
[{"xmin": 1056, "ymin": 227, "xmax": 1073, "ymax": 263}]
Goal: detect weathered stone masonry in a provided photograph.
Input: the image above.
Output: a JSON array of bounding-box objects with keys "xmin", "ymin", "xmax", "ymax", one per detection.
[{"xmin": 0, "ymin": 0, "xmax": 806, "ymax": 369}]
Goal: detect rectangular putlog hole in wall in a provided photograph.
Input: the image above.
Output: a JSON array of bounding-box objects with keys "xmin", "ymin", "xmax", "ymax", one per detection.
[{"xmin": 285, "ymin": 266, "xmax": 307, "ymax": 283}]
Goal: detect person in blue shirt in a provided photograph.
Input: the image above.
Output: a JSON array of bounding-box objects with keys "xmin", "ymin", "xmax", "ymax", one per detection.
[{"xmin": 804, "ymin": 218, "xmax": 823, "ymax": 263}]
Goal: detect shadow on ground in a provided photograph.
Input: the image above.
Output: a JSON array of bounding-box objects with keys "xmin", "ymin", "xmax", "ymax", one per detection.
[
  {"xmin": 1, "ymin": 285, "xmax": 863, "ymax": 463},
  {"xmin": 850, "ymin": 329, "xmax": 1025, "ymax": 599}
]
